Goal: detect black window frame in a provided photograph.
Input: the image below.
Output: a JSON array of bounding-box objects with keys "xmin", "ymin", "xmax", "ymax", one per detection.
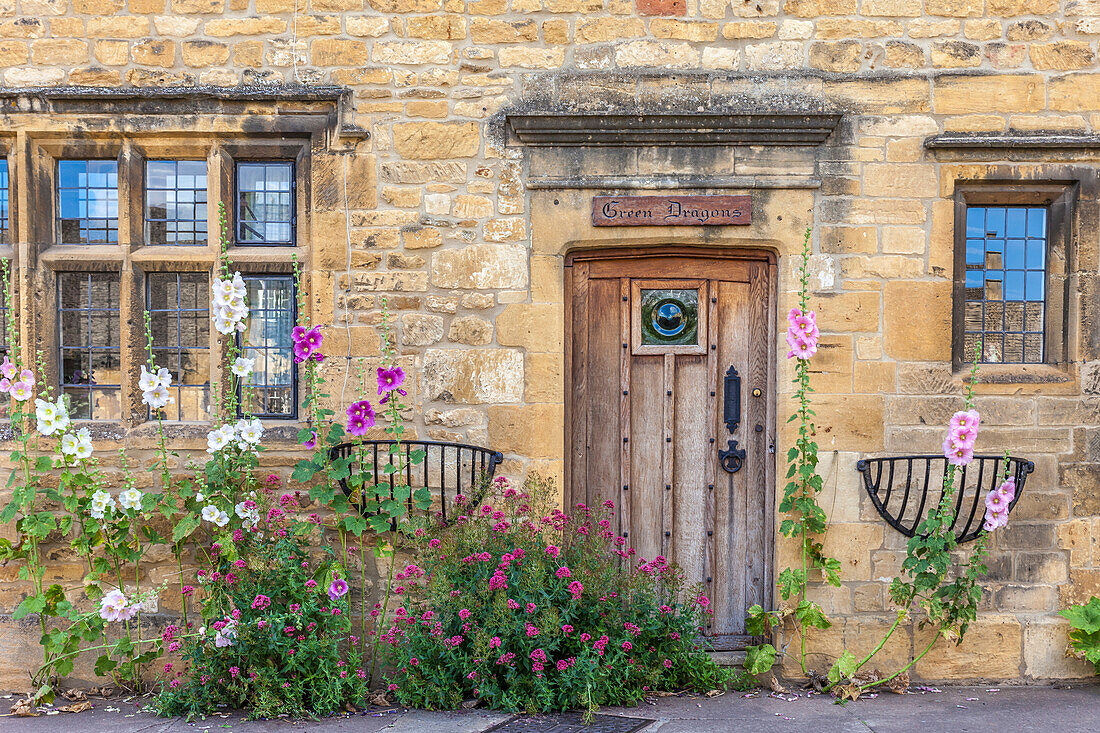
[
  {"xmin": 57, "ymin": 271, "xmax": 122, "ymax": 421},
  {"xmin": 145, "ymin": 271, "xmax": 212, "ymax": 422},
  {"xmin": 0, "ymin": 158, "xmax": 10, "ymax": 245},
  {"xmin": 236, "ymin": 274, "xmax": 298, "ymax": 419},
  {"xmin": 234, "ymin": 160, "xmax": 296, "ymax": 247},
  {"xmin": 56, "ymin": 159, "xmax": 120, "ymax": 245},
  {"xmin": 952, "ymin": 183, "xmax": 1072, "ymax": 371},
  {"xmin": 144, "ymin": 159, "xmax": 210, "ymax": 247}
]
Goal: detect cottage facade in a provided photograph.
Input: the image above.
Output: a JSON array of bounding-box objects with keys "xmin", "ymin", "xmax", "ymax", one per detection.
[{"xmin": 0, "ymin": 0, "xmax": 1099, "ymax": 686}]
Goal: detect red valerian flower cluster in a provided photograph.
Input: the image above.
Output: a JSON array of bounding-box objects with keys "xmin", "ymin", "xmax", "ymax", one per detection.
[{"xmin": 381, "ymin": 476, "xmax": 731, "ymax": 712}]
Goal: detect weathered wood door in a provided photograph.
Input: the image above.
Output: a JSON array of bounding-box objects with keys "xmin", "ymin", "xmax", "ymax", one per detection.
[{"xmin": 566, "ymin": 248, "xmax": 775, "ymax": 649}]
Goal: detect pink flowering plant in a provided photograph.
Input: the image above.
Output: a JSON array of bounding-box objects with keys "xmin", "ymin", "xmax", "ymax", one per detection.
[
  {"xmin": 381, "ymin": 476, "xmax": 738, "ymax": 713},
  {"xmin": 156, "ymin": 481, "xmax": 367, "ymax": 719},
  {"xmin": 824, "ymin": 345, "xmax": 1014, "ymax": 698},
  {"xmin": 746, "ymin": 228, "xmax": 841, "ymax": 678}
]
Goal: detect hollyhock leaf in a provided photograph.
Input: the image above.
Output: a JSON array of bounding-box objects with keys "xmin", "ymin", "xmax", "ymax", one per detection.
[
  {"xmin": 744, "ymin": 643, "xmax": 776, "ymax": 675},
  {"xmin": 1060, "ymin": 598, "xmax": 1100, "ymax": 635},
  {"xmin": 827, "ymin": 650, "xmax": 858, "ymax": 684},
  {"xmin": 343, "ymin": 515, "xmax": 367, "ymax": 537}
]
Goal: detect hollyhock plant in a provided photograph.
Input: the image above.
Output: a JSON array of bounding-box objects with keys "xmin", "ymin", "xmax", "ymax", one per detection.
[
  {"xmin": 384, "ymin": 475, "xmax": 734, "ymax": 713},
  {"xmin": 785, "ymin": 307, "xmax": 819, "ymax": 361}
]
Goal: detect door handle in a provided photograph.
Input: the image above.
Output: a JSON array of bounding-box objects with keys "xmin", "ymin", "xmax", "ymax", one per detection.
[{"xmin": 718, "ymin": 365, "xmax": 746, "ymax": 473}]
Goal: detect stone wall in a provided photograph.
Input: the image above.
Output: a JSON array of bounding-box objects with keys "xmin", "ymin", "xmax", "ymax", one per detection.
[{"xmin": 0, "ymin": 0, "xmax": 1098, "ymax": 685}]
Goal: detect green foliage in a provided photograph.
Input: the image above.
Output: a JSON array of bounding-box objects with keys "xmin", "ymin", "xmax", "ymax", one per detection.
[
  {"xmin": 386, "ymin": 476, "xmax": 733, "ymax": 713},
  {"xmin": 156, "ymin": 531, "xmax": 367, "ymax": 719},
  {"xmin": 1060, "ymin": 597, "xmax": 1100, "ymax": 673},
  {"xmin": 744, "ymin": 643, "xmax": 776, "ymax": 675},
  {"xmin": 751, "ymin": 227, "xmax": 840, "ymax": 678}
]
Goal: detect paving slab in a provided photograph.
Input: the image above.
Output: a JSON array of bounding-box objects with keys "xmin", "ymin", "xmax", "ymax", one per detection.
[{"xmin": 2, "ymin": 684, "xmax": 1098, "ymax": 733}]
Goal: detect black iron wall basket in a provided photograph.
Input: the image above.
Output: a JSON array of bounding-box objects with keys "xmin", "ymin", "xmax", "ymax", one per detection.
[
  {"xmin": 856, "ymin": 455, "xmax": 1035, "ymax": 543},
  {"xmin": 329, "ymin": 440, "xmax": 504, "ymax": 522}
]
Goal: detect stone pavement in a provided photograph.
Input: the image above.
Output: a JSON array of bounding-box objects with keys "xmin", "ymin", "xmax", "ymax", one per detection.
[{"xmin": 3, "ymin": 684, "xmax": 1099, "ymax": 733}]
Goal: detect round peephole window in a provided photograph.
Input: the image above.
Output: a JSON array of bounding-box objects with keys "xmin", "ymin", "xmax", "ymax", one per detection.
[
  {"xmin": 652, "ymin": 299, "xmax": 687, "ymax": 337},
  {"xmin": 639, "ymin": 288, "xmax": 699, "ymax": 347}
]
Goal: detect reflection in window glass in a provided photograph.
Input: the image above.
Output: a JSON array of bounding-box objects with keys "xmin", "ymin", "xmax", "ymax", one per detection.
[
  {"xmin": 239, "ymin": 276, "xmax": 295, "ymax": 418},
  {"xmin": 0, "ymin": 160, "xmax": 9, "ymax": 244},
  {"xmin": 147, "ymin": 273, "xmax": 210, "ymax": 421},
  {"xmin": 58, "ymin": 272, "xmax": 121, "ymax": 420},
  {"xmin": 237, "ymin": 162, "xmax": 294, "ymax": 245},
  {"xmin": 58, "ymin": 160, "xmax": 119, "ymax": 244},
  {"xmin": 640, "ymin": 288, "xmax": 699, "ymax": 347},
  {"xmin": 962, "ymin": 206, "xmax": 1047, "ymax": 364},
  {"xmin": 145, "ymin": 161, "xmax": 208, "ymax": 246}
]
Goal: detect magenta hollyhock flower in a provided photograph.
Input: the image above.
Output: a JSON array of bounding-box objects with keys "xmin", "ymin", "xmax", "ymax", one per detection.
[
  {"xmin": 302, "ymin": 430, "xmax": 317, "ymax": 450},
  {"xmin": 328, "ymin": 578, "xmax": 349, "ymax": 601},
  {"xmin": 292, "ymin": 326, "xmax": 308, "ymax": 342},
  {"xmin": 346, "ymin": 400, "xmax": 375, "ymax": 436},
  {"xmin": 302, "ymin": 327, "xmax": 323, "ymax": 349},
  {"xmin": 377, "ymin": 366, "xmax": 407, "ymax": 395},
  {"xmin": 293, "ymin": 340, "xmax": 313, "ymax": 363}
]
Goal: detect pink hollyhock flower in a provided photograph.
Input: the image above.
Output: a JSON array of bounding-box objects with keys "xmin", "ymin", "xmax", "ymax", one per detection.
[
  {"xmin": 997, "ymin": 476, "xmax": 1017, "ymax": 504},
  {"xmin": 983, "ymin": 507, "xmax": 1008, "ymax": 532},
  {"xmin": 328, "ymin": 578, "xmax": 349, "ymax": 601},
  {"xmin": 949, "ymin": 422, "xmax": 978, "ymax": 450},
  {"xmin": 985, "ymin": 487, "xmax": 1011, "ymax": 514},
  {"xmin": 950, "ymin": 409, "xmax": 980, "ymax": 434},
  {"xmin": 787, "ymin": 308, "xmax": 819, "ymax": 339},
  {"xmin": 943, "ymin": 436, "xmax": 974, "ymax": 467},
  {"xmin": 0, "ymin": 356, "xmax": 15, "ymax": 380},
  {"xmin": 786, "ymin": 330, "xmax": 818, "ymax": 360}
]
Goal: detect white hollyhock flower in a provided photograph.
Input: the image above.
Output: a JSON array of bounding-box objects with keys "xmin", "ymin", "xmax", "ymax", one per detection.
[
  {"xmin": 35, "ymin": 398, "xmax": 58, "ymax": 422},
  {"xmin": 143, "ymin": 383, "xmax": 174, "ymax": 410},
  {"xmin": 215, "ymin": 510, "xmax": 230, "ymax": 528},
  {"xmin": 230, "ymin": 356, "xmax": 254, "ymax": 380},
  {"xmin": 118, "ymin": 487, "xmax": 143, "ymax": 512},
  {"xmin": 201, "ymin": 504, "xmax": 222, "ymax": 524},
  {"xmin": 61, "ymin": 432, "xmax": 80, "ymax": 456},
  {"xmin": 138, "ymin": 366, "xmax": 159, "ymax": 393},
  {"xmin": 195, "ymin": 492, "xmax": 204, "ymax": 503},
  {"xmin": 206, "ymin": 424, "xmax": 235, "ymax": 453},
  {"xmin": 235, "ymin": 501, "xmax": 260, "ymax": 529},
  {"xmin": 213, "ymin": 312, "xmax": 237, "ymax": 336},
  {"xmin": 90, "ymin": 490, "xmax": 115, "ymax": 520},
  {"xmin": 235, "ymin": 418, "xmax": 263, "ymax": 447},
  {"xmin": 35, "ymin": 397, "xmax": 69, "ymax": 436},
  {"xmin": 73, "ymin": 428, "xmax": 93, "ymax": 460}
]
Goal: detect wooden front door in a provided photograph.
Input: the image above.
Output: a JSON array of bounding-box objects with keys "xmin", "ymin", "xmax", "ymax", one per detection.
[{"xmin": 565, "ymin": 248, "xmax": 776, "ymax": 649}]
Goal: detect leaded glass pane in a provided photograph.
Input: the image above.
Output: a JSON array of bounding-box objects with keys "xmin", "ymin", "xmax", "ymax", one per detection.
[{"xmin": 962, "ymin": 205, "xmax": 1047, "ymax": 364}]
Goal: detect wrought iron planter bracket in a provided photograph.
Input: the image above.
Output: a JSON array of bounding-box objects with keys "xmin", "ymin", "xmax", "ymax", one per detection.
[
  {"xmin": 329, "ymin": 439, "xmax": 504, "ymax": 521},
  {"xmin": 718, "ymin": 365, "xmax": 746, "ymax": 473},
  {"xmin": 856, "ymin": 454, "xmax": 1035, "ymax": 543}
]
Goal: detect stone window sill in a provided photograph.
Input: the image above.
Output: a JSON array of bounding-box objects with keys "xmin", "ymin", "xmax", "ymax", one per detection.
[{"xmin": 959, "ymin": 363, "xmax": 1078, "ymax": 395}]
